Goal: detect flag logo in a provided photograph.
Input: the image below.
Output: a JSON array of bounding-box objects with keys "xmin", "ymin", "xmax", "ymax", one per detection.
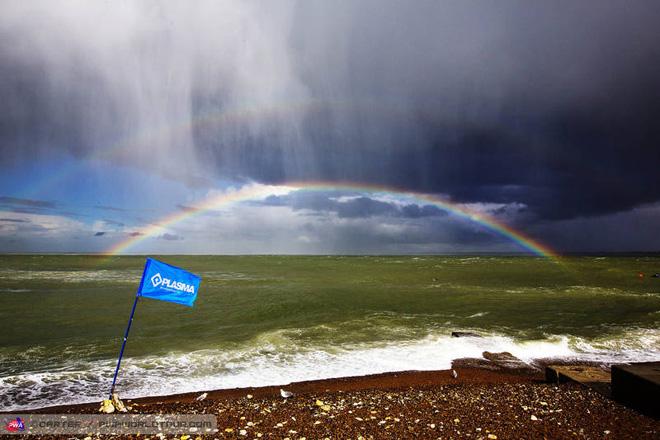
[
  {"xmin": 151, "ymin": 273, "xmax": 163, "ymax": 287},
  {"xmin": 138, "ymin": 258, "xmax": 201, "ymax": 307}
]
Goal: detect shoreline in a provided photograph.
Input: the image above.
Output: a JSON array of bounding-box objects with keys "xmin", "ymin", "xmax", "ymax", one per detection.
[
  {"xmin": 2, "ymin": 356, "xmax": 628, "ymax": 414},
  {"xmin": 23, "ymin": 364, "xmax": 542, "ymax": 414},
  {"xmin": 6, "ymin": 355, "xmax": 616, "ymax": 415},
  {"xmin": 3, "ymin": 361, "xmax": 659, "ymax": 439},
  {"xmin": 11, "ymin": 352, "xmax": 599, "ymax": 414}
]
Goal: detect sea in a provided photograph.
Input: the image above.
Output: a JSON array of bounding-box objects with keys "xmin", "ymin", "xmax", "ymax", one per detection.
[{"xmin": 1, "ymin": 255, "xmax": 658, "ymax": 411}]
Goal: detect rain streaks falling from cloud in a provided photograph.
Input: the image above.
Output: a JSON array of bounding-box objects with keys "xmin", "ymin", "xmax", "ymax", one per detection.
[{"xmin": 1, "ymin": 1, "xmax": 659, "ymax": 253}]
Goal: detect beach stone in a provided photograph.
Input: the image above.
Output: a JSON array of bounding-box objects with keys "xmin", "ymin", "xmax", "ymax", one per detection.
[{"xmin": 451, "ymin": 357, "xmax": 501, "ymax": 371}]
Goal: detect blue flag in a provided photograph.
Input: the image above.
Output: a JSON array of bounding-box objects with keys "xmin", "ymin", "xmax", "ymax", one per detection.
[{"xmin": 137, "ymin": 258, "xmax": 201, "ymax": 307}]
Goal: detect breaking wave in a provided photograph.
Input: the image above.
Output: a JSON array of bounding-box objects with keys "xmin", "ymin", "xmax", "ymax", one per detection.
[{"xmin": 1, "ymin": 327, "xmax": 658, "ymax": 411}]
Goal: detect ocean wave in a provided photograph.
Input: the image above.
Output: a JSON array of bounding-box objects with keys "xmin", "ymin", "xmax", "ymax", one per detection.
[
  {"xmin": 565, "ymin": 285, "xmax": 660, "ymax": 298},
  {"xmin": 1, "ymin": 327, "xmax": 658, "ymax": 411}
]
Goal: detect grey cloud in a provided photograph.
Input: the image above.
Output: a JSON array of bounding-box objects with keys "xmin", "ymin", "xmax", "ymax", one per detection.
[
  {"xmin": 261, "ymin": 190, "xmax": 448, "ymax": 219},
  {"xmin": 295, "ymin": 215, "xmax": 514, "ymax": 255},
  {"xmin": 94, "ymin": 231, "xmax": 105, "ymax": 236},
  {"xmin": 95, "ymin": 205, "xmax": 129, "ymax": 212},
  {"xmin": 261, "ymin": 195, "xmax": 287, "ymax": 207},
  {"xmin": 102, "ymin": 219, "xmax": 125, "ymax": 227},
  {"xmin": 400, "ymin": 204, "xmax": 446, "ymax": 219},
  {"xmin": 0, "ymin": 218, "xmax": 30, "ymax": 223},
  {"xmin": 335, "ymin": 197, "xmax": 396, "ymax": 218},
  {"xmin": 6, "ymin": 207, "xmax": 50, "ymax": 215},
  {"xmin": 159, "ymin": 233, "xmax": 182, "ymax": 241},
  {"xmin": 0, "ymin": 196, "xmax": 55, "ymax": 209}
]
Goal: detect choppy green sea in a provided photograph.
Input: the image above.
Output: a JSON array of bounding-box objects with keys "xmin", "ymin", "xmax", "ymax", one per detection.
[{"xmin": 1, "ymin": 255, "xmax": 658, "ymax": 410}]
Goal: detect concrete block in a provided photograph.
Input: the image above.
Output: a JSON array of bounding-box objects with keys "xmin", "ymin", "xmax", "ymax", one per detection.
[
  {"xmin": 545, "ymin": 365, "xmax": 611, "ymax": 396},
  {"xmin": 611, "ymin": 362, "xmax": 660, "ymax": 418}
]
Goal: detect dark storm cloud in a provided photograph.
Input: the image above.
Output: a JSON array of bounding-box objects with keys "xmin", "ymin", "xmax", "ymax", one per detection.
[
  {"xmin": 94, "ymin": 231, "xmax": 105, "ymax": 236},
  {"xmin": 400, "ymin": 204, "xmax": 446, "ymax": 219},
  {"xmin": 335, "ymin": 197, "xmax": 396, "ymax": 218},
  {"xmin": 1, "ymin": 1, "xmax": 660, "ymax": 223},
  {"xmin": 129, "ymin": 232, "xmax": 143, "ymax": 237},
  {"xmin": 204, "ymin": 1, "xmax": 660, "ymax": 221},
  {"xmin": 260, "ymin": 190, "xmax": 447, "ymax": 219}
]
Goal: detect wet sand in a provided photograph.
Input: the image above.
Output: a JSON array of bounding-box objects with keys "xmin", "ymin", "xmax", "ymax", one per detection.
[{"xmin": 17, "ymin": 364, "xmax": 659, "ymax": 439}]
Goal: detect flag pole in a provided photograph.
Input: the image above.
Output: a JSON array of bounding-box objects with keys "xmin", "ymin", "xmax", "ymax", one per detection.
[{"xmin": 109, "ymin": 292, "xmax": 140, "ymax": 399}]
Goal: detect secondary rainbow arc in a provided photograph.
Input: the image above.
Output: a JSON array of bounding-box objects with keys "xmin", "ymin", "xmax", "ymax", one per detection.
[{"xmin": 104, "ymin": 181, "xmax": 559, "ymax": 259}]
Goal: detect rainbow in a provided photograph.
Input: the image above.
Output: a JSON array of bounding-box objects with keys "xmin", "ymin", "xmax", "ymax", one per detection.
[{"xmin": 104, "ymin": 181, "xmax": 559, "ymax": 259}]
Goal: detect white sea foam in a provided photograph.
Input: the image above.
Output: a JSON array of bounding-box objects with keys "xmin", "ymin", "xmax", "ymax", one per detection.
[
  {"xmin": 467, "ymin": 312, "xmax": 489, "ymax": 318},
  {"xmin": 1, "ymin": 328, "xmax": 658, "ymax": 411},
  {"xmin": 0, "ymin": 270, "xmax": 138, "ymax": 283}
]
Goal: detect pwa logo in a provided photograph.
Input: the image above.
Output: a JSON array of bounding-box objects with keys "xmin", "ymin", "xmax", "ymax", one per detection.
[
  {"xmin": 151, "ymin": 273, "xmax": 195, "ymax": 294},
  {"xmin": 5, "ymin": 417, "xmax": 25, "ymax": 432}
]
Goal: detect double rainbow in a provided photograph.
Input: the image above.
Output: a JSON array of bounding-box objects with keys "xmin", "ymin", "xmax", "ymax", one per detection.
[{"xmin": 104, "ymin": 181, "xmax": 559, "ymax": 259}]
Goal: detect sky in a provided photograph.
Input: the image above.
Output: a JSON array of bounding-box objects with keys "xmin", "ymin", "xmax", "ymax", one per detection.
[{"xmin": 1, "ymin": 0, "xmax": 659, "ymax": 255}]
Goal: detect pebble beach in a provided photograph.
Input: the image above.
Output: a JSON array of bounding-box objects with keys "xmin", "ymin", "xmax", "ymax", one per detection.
[{"xmin": 23, "ymin": 366, "xmax": 659, "ymax": 440}]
